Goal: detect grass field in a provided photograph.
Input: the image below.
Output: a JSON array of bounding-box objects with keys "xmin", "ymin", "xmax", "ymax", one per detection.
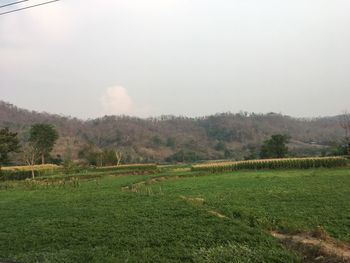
[{"xmin": 1, "ymin": 167, "xmax": 349, "ymax": 262}]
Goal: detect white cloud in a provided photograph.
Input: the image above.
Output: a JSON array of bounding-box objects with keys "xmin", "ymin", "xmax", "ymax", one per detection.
[
  {"xmin": 100, "ymin": 86, "xmax": 134, "ymax": 116},
  {"xmin": 100, "ymin": 86, "xmax": 155, "ymax": 117}
]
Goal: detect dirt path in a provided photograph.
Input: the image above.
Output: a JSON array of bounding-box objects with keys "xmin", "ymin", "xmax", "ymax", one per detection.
[
  {"xmin": 179, "ymin": 195, "xmax": 229, "ymax": 219},
  {"xmin": 122, "ymin": 175, "xmax": 180, "ymax": 192},
  {"xmin": 272, "ymin": 231, "xmax": 350, "ymax": 262}
]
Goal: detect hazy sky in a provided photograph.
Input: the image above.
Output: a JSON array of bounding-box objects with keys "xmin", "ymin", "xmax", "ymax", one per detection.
[{"xmin": 1, "ymin": 0, "xmax": 350, "ymax": 119}]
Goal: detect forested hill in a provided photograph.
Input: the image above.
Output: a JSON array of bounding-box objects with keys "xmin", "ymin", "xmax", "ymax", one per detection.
[{"xmin": 0, "ymin": 100, "xmax": 344, "ymax": 162}]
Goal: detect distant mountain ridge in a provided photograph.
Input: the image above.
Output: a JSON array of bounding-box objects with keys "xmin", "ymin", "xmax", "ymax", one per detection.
[{"xmin": 0, "ymin": 100, "xmax": 344, "ymax": 162}]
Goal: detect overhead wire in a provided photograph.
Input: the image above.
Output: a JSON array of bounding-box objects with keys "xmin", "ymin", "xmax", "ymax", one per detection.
[
  {"xmin": 0, "ymin": 0, "xmax": 60, "ymax": 16},
  {"xmin": 0, "ymin": 0, "xmax": 30, "ymax": 9}
]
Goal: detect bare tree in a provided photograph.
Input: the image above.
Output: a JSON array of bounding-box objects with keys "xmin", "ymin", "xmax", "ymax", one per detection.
[
  {"xmin": 98, "ymin": 148, "xmax": 103, "ymax": 167},
  {"xmin": 22, "ymin": 143, "xmax": 39, "ymax": 179},
  {"xmin": 115, "ymin": 150, "xmax": 123, "ymax": 167},
  {"xmin": 339, "ymin": 111, "xmax": 350, "ymax": 155}
]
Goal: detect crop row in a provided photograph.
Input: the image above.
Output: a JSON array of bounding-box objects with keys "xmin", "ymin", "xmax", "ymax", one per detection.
[
  {"xmin": 2, "ymin": 164, "xmax": 60, "ymax": 172},
  {"xmin": 191, "ymin": 157, "xmax": 348, "ymax": 172},
  {"xmin": 0, "ymin": 163, "xmax": 158, "ymax": 181},
  {"xmin": 95, "ymin": 164, "xmax": 158, "ymax": 172}
]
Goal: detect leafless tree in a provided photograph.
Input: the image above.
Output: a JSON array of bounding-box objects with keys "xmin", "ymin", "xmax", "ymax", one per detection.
[
  {"xmin": 115, "ymin": 150, "xmax": 123, "ymax": 167},
  {"xmin": 22, "ymin": 143, "xmax": 39, "ymax": 179}
]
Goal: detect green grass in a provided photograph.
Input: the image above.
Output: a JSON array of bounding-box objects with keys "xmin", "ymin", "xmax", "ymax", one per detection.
[
  {"xmin": 1, "ymin": 167, "xmax": 350, "ymax": 262},
  {"xmin": 150, "ymin": 168, "xmax": 350, "ymax": 242}
]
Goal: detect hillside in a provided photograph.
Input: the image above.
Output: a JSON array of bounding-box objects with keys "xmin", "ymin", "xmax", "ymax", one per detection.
[{"xmin": 0, "ymin": 101, "xmax": 344, "ymax": 163}]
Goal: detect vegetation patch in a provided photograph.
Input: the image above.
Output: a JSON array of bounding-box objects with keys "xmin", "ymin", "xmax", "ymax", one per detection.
[
  {"xmin": 1, "ymin": 163, "xmax": 350, "ymax": 262},
  {"xmin": 0, "ymin": 173, "xmax": 297, "ymax": 263},
  {"xmin": 95, "ymin": 163, "xmax": 158, "ymax": 172},
  {"xmin": 0, "ymin": 170, "xmax": 35, "ymax": 181},
  {"xmin": 192, "ymin": 242, "xmax": 268, "ymax": 263}
]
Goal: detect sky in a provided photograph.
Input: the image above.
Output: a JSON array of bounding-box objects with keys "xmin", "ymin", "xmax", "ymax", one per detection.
[{"xmin": 1, "ymin": 0, "xmax": 350, "ymax": 119}]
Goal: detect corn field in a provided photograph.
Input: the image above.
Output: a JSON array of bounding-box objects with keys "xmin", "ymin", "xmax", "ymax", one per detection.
[
  {"xmin": 2, "ymin": 164, "xmax": 60, "ymax": 172},
  {"xmin": 191, "ymin": 157, "xmax": 348, "ymax": 172}
]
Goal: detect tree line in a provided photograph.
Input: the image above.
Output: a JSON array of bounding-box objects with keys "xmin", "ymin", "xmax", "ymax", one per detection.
[
  {"xmin": 0, "ymin": 123, "xmax": 58, "ymax": 177},
  {"xmin": 0, "ymin": 123, "xmax": 127, "ymax": 177},
  {"xmin": 2, "ymin": 100, "xmax": 349, "ymax": 162},
  {"xmin": 1, "ymin": 111, "xmax": 349, "ymax": 172}
]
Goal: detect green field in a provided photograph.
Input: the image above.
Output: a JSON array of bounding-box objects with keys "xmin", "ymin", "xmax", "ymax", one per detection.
[{"xmin": 1, "ymin": 167, "xmax": 350, "ymax": 262}]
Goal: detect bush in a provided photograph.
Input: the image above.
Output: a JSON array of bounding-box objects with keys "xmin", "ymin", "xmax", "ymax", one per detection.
[
  {"xmin": 62, "ymin": 159, "xmax": 79, "ymax": 174},
  {"xmin": 0, "ymin": 170, "xmax": 36, "ymax": 181},
  {"xmin": 95, "ymin": 164, "xmax": 158, "ymax": 172},
  {"xmin": 165, "ymin": 150, "xmax": 202, "ymax": 163}
]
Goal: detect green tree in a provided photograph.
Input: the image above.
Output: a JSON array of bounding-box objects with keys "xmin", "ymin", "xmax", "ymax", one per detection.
[
  {"xmin": 151, "ymin": 135, "xmax": 163, "ymax": 147},
  {"xmin": 29, "ymin": 123, "xmax": 59, "ymax": 164},
  {"xmin": 166, "ymin": 137, "xmax": 176, "ymax": 148},
  {"xmin": 165, "ymin": 150, "xmax": 200, "ymax": 163},
  {"xmin": 78, "ymin": 144, "xmax": 100, "ymax": 166},
  {"xmin": 0, "ymin": 128, "xmax": 20, "ymax": 170},
  {"xmin": 215, "ymin": 141, "xmax": 226, "ymax": 151},
  {"xmin": 260, "ymin": 134, "xmax": 290, "ymax": 159}
]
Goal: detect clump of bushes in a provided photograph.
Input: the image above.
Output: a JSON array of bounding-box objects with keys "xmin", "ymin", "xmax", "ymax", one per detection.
[
  {"xmin": 165, "ymin": 150, "xmax": 204, "ymax": 163},
  {"xmin": 94, "ymin": 164, "xmax": 158, "ymax": 172},
  {"xmin": 0, "ymin": 170, "xmax": 36, "ymax": 181}
]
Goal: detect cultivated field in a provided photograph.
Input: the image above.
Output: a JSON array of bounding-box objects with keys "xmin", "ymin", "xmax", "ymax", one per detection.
[{"xmin": 1, "ymin": 163, "xmax": 350, "ymax": 262}]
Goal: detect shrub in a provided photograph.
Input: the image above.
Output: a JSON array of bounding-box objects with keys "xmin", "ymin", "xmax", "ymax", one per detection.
[
  {"xmin": 95, "ymin": 164, "xmax": 158, "ymax": 172},
  {"xmin": 0, "ymin": 170, "xmax": 36, "ymax": 181}
]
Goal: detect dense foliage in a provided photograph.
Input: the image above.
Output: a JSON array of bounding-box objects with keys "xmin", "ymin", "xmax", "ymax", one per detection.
[
  {"xmin": 95, "ymin": 164, "xmax": 158, "ymax": 172},
  {"xmin": 260, "ymin": 134, "xmax": 290, "ymax": 158},
  {"xmin": 0, "ymin": 128, "xmax": 20, "ymax": 168},
  {"xmin": 29, "ymin": 123, "xmax": 59, "ymax": 164},
  {"xmin": 165, "ymin": 150, "xmax": 203, "ymax": 163},
  {"xmin": 0, "ymin": 170, "xmax": 35, "ymax": 181}
]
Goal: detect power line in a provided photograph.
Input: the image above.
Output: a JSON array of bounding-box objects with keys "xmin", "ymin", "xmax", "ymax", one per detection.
[
  {"xmin": 0, "ymin": 0, "xmax": 30, "ymax": 9},
  {"xmin": 0, "ymin": 0, "xmax": 60, "ymax": 16}
]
